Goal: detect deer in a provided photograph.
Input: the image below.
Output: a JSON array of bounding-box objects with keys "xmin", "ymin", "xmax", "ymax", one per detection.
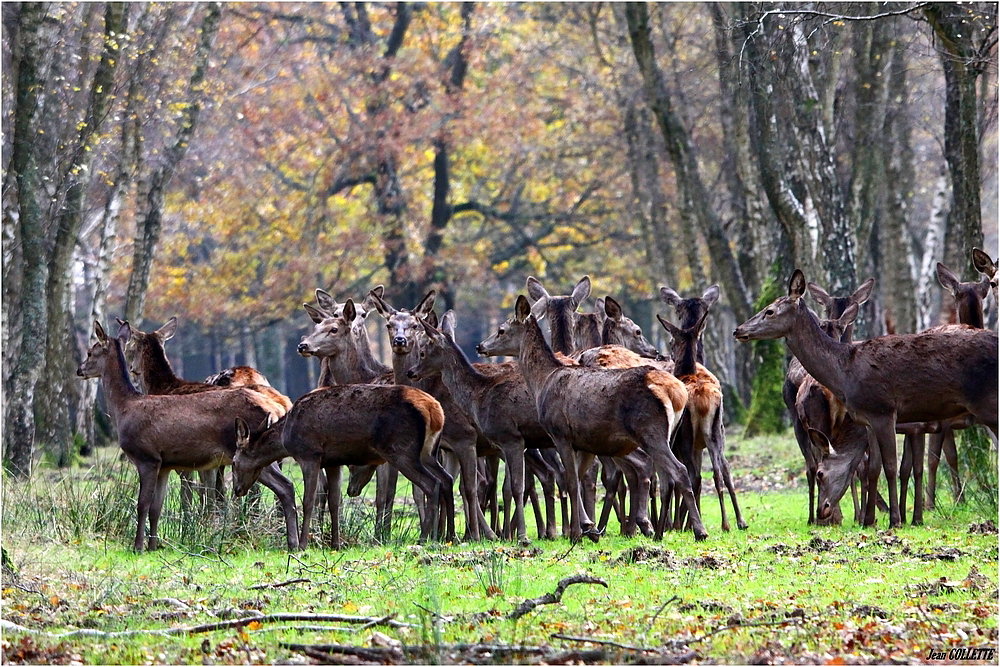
[
  {"xmin": 369, "ymin": 289, "xmax": 494, "ymax": 542},
  {"xmin": 76, "ymin": 321, "xmax": 300, "ymax": 552},
  {"xmin": 480, "ymin": 294, "xmax": 702, "ymax": 542},
  {"xmin": 230, "ymin": 382, "xmax": 454, "ymax": 548},
  {"xmin": 404, "ymin": 310, "xmax": 564, "ymax": 543},
  {"xmin": 657, "ymin": 305, "xmax": 746, "ymax": 534},
  {"xmin": 896, "ymin": 261, "xmax": 992, "ymax": 514},
  {"xmin": 119, "ymin": 317, "xmax": 292, "ymax": 508},
  {"xmin": 776, "ymin": 278, "xmax": 874, "ymax": 525},
  {"xmin": 734, "ymin": 270, "xmax": 998, "ymax": 528}
]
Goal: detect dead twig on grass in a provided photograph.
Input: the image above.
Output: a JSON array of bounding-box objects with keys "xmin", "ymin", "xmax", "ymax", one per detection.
[
  {"xmin": 506, "ymin": 574, "xmax": 608, "ymax": 620},
  {"xmin": 248, "ymin": 577, "xmax": 311, "ymax": 590},
  {"xmin": 0, "ymin": 612, "xmax": 412, "ymax": 641}
]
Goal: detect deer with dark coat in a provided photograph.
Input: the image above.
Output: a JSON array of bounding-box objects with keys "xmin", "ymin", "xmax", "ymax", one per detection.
[
  {"xmin": 734, "ymin": 270, "xmax": 998, "ymax": 528},
  {"xmin": 77, "ymin": 321, "xmax": 300, "ymax": 551},
  {"xmin": 230, "ymin": 382, "xmax": 453, "ymax": 548},
  {"xmin": 482, "ymin": 295, "xmax": 702, "ymax": 542}
]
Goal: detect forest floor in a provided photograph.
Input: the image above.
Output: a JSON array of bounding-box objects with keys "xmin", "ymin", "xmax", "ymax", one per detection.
[{"xmin": 1, "ymin": 427, "xmax": 997, "ymax": 665}]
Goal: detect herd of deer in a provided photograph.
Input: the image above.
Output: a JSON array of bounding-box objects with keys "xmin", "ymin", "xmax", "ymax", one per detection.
[{"xmin": 76, "ymin": 248, "xmax": 998, "ymax": 553}]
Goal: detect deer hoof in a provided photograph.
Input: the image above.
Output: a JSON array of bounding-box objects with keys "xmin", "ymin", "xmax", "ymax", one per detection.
[{"xmin": 738, "ymin": 521, "xmax": 749, "ymax": 531}]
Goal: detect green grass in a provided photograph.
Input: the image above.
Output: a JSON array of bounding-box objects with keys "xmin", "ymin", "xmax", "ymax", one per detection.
[{"xmin": 2, "ymin": 428, "xmax": 997, "ymax": 664}]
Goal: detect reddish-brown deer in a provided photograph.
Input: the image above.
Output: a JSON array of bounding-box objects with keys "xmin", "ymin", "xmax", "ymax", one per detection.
[
  {"xmin": 481, "ymin": 295, "xmax": 702, "ymax": 542},
  {"xmin": 658, "ymin": 307, "xmax": 746, "ymax": 533},
  {"xmin": 76, "ymin": 321, "xmax": 300, "ymax": 551},
  {"xmin": 230, "ymin": 382, "xmax": 454, "ymax": 548},
  {"xmin": 734, "ymin": 270, "xmax": 998, "ymax": 527},
  {"xmin": 369, "ymin": 289, "xmax": 492, "ymax": 541},
  {"xmin": 782, "ymin": 278, "xmax": 874, "ymax": 525}
]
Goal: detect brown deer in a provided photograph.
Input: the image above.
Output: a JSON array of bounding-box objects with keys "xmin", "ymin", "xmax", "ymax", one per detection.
[
  {"xmin": 76, "ymin": 321, "xmax": 300, "ymax": 551},
  {"xmin": 601, "ymin": 296, "xmax": 661, "ymax": 359},
  {"xmin": 405, "ymin": 311, "xmax": 559, "ymax": 542},
  {"xmin": 369, "ymin": 289, "xmax": 493, "ymax": 541},
  {"xmin": 780, "ymin": 278, "xmax": 874, "ymax": 525},
  {"xmin": 658, "ymin": 308, "xmax": 746, "ymax": 533},
  {"xmin": 205, "ymin": 365, "xmax": 273, "ymax": 387},
  {"xmin": 734, "ymin": 270, "xmax": 999, "ymax": 527},
  {"xmin": 230, "ymin": 382, "xmax": 454, "ymax": 548},
  {"xmin": 481, "ymin": 295, "xmax": 702, "ymax": 542},
  {"xmin": 119, "ymin": 317, "xmax": 292, "ymax": 507}
]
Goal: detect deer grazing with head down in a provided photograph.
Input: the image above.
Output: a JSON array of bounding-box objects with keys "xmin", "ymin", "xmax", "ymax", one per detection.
[
  {"xmin": 777, "ymin": 278, "xmax": 874, "ymax": 525},
  {"xmin": 231, "ymin": 381, "xmax": 454, "ymax": 548},
  {"xmin": 657, "ymin": 290, "xmax": 746, "ymax": 534},
  {"xmin": 480, "ymin": 295, "xmax": 702, "ymax": 542},
  {"xmin": 734, "ymin": 270, "xmax": 998, "ymax": 528},
  {"xmin": 77, "ymin": 321, "xmax": 300, "ymax": 551}
]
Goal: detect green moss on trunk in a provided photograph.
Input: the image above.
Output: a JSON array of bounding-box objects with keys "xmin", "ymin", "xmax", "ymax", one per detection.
[{"xmin": 742, "ymin": 275, "xmax": 787, "ymax": 437}]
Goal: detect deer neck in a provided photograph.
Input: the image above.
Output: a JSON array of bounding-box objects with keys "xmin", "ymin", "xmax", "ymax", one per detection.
[
  {"xmin": 548, "ymin": 307, "xmax": 575, "ymax": 355},
  {"xmin": 518, "ymin": 315, "xmax": 562, "ymax": 396},
  {"xmin": 392, "ymin": 347, "xmax": 419, "ymax": 386},
  {"xmin": 355, "ymin": 326, "xmax": 390, "ymax": 376},
  {"xmin": 672, "ymin": 337, "xmax": 699, "ymax": 377},
  {"xmin": 320, "ymin": 338, "xmax": 377, "ymax": 387},
  {"xmin": 250, "ymin": 416, "xmax": 289, "ymax": 470},
  {"xmin": 103, "ymin": 340, "xmax": 142, "ymax": 425},
  {"xmin": 958, "ymin": 297, "xmax": 985, "ymax": 329},
  {"xmin": 139, "ymin": 338, "xmax": 182, "ymax": 392},
  {"xmin": 436, "ymin": 337, "xmax": 490, "ymax": 411},
  {"xmin": 783, "ymin": 302, "xmax": 852, "ymax": 401}
]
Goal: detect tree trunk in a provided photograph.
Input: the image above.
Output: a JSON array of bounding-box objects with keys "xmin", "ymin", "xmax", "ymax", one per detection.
[
  {"xmin": 4, "ymin": 2, "xmax": 48, "ymax": 478},
  {"xmin": 625, "ymin": 1, "xmax": 752, "ymax": 322},
  {"xmin": 124, "ymin": 3, "xmax": 221, "ymax": 325}
]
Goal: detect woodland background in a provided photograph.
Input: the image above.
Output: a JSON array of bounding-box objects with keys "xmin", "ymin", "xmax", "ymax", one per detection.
[{"xmin": 2, "ymin": 2, "xmax": 997, "ymax": 476}]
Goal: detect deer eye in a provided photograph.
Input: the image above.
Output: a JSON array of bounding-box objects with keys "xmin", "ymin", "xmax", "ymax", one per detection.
[
  {"xmin": 815, "ymin": 470, "xmax": 824, "ymax": 482},
  {"xmin": 498, "ymin": 327, "xmax": 506, "ymax": 335},
  {"xmin": 765, "ymin": 309, "xmax": 775, "ymax": 317},
  {"xmin": 636, "ymin": 329, "xmax": 642, "ymax": 336}
]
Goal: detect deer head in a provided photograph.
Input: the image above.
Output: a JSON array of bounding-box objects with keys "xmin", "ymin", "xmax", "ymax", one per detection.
[
  {"xmin": 972, "ymin": 248, "xmax": 998, "ymax": 301},
  {"xmin": 602, "ymin": 295, "xmax": 659, "ymax": 358},
  {"xmin": 369, "ymin": 289, "xmax": 436, "ymax": 356},
  {"xmin": 298, "ymin": 299, "xmax": 357, "ymax": 358},
  {"xmin": 477, "ymin": 295, "xmax": 544, "ymax": 357}
]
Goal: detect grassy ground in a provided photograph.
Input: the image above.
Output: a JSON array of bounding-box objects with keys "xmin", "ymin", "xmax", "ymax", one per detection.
[{"xmin": 2, "ymin": 427, "xmax": 997, "ymax": 665}]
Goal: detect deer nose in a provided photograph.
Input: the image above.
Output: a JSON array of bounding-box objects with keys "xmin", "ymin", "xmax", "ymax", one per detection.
[
  {"xmin": 406, "ymin": 369, "xmax": 417, "ymax": 379},
  {"xmin": 392, "ymin": 336, "xmax": 407, "ymax": 347},
  {"xmin": 296, "ymin": 342, "xmax": 310, "ymax": 354},
  {"xmin": 475, "ymin": 344, "xmax": 486, "ymax": 355}
]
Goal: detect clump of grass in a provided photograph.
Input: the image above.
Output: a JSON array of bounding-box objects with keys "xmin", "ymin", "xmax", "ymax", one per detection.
[
  {"xmin": 472, "ymin": 548, "xmax": 506, "ymax": 596},
  {"xmin": 957, "ymin": 425, "xmax": 998, "ymax": 519}
]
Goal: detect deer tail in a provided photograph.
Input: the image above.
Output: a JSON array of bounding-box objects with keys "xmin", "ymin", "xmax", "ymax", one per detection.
[{"xmin": 400, "ymin": 387, "xmax": 446, "ymax": 461}]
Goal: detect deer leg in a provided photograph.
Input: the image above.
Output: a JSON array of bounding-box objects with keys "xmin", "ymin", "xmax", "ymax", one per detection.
[
  {"xmin": 553, "ymin": 441, "xmax": 584, "ymax": 543},
  {"xmin": 298, "ymin": 458, "xmax": 322, "ymax": 549},
  {"xmin": 501, "ymin": 441, "xmax": 528, "ymax": 543},
  {"xmin": 256, "ymin": 463, "xmax": 300, "ymax": 551},
  {"xmin": 324, "ymin": 466, "xmax": 343, "ymax": 549},
  {"xmin": 941, "ymin": 429, "xmax": 961, "ymax": 504},
  {"xmin": 871, "ymin": 420, "xmax": 901, "ymax": 528},
  {"xmin": 481, "ymin": 454, "xmax": 500, "ymax": 536},
  {"xmin": 133, "ymin": 463, "xmax": 159, "ymax": 552},
  {"xmin": 576, "ymin": 452, "xmax": 598, "ymax": 539},
  {"xmin": 862, "ymin": 440, "xmax": 882, "ymax": 527},
  {"xmin": 535, "ymin": 457, "xmax": 559, "ymax": 540},
  {"xmin": 374, "ymin": 465, "xmax": 398, "ymax": 544},
  {"xmin": 147, "ymin": 468, "xmax": 171, "ymax": 551},
  {"xmin": 713, "ymin": 417, "xmax": 746, "ymax": 530},
  {"xmin": 899, "ymin": 434, "xmax": 913, "ymax": 525},
  {"xmin": 178, "ymin": 470, "xmax": 195, "ymax": 514},
  {"xmin": 647, "ymin": 441, "xmax": 707, "ymax": 541},
  {"xmin": 620, "ymin": 451, "xmax": 654, "ymax": 537},
  {"xmin": 909, "ymin": 433, "xmax": 925, "ymax": 526},
  {"xmin": 596, "ymin": 465, "xmax": 622, "ymax": 536},
  {"xmin": 648, "ymin": 472, "xmax": 659, "ymax": 532},
  {"xmin": 925, "ymin": 431, "xmax": 943, "ymax": 510}
]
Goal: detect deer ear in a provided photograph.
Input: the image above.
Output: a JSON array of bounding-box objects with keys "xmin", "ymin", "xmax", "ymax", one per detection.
[
  {"xmin": 235, "ymin": 418, "xmax": 250, "ymax": 448},
  {"xmin": 95, "ymin": 321, "xmax": 109, "ymax": 343},
  {"xmin": 838, "ymin": 302, "xmax": 860, "ymax": 328},
  {"xmin": 116, "ymin": 320, "xmax": 131, "ymax": 344},
  {"xmin": 935, "ymin": 262, "xmax": 961, "ymax": 295},
  {"xmin": 419, "ymin": 317, "xmax": 442, "ymax": 340},
  {"xmin": 806, "ymin": 282, "xmax": 833, "ymax": 309},
  {"xmin": 702, "ymin": 285, "xmax": 720, "ymax": 308},
  {"xmin": 851, "ymin": 278, "xmax": 875, "ymax": 305},
  {"xmin": 806, "ymin": 428, "xmax": 836, "ymax": 457},
  {"xmin": 303, "ymin": 303, "xmax": 326, "ymax": 324},
  {"xmin": 656, "ymin": 314, "xmax": 682, "ymax": 338},
  {"xmin": 415, "ymin": 291, "xmax": 436, "ymax": 318},
  {"xmin": 525, "ymin": 276, "xmax": 549, "ymax": 302},
  {"xmin": 156, "ymin": 317, "xmax": 178, "ymax": 341},
  {"xmin": 440, "ymin": 310, "xmax": 457, "ymax": 340},
  {"xmin": 659, "ymin": 286, "xmax": 682, "ymax": 307},
  {"xmin": 342, "ymin": 299, "xmax": 356, "ymax": 324},
  {"xmin": 604, "ymin": 295, "xmax": 623, "ymax": 321},
  {"xmin": 594, "ymin": 298, "xmax": 607, "ymax": 324},
  {"xmin": 315, "ymin": 289, "xmax": 338, "ymax": 315},
  {"xmin": 788, "ymin": 270, "xmax": 807, "ymax": 300},
  {"xmin": 571, "ymin": 276, "xmax": 592, "ymax": 307},
  {"xmin": 368, "ymin": 290, "xmax": 395, "ymax": 319},
  {"xmin": 972, "ymin": 248, "xmax": 997, "ymax": 275},
  {"xmin": 360, "ymin": 286, "xmax": 384, "ymax": 314},
  {"xmin": 515, "ymin": 294, "xmax": 531, "ymax": 323}
]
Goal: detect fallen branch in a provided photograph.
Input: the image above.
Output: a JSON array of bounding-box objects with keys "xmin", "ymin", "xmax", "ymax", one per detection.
[
  {"xmin": 550, "ymin": 633, "xmax": 647, "ymax": 651},
  {"xmin": 683, "ymin": 614, "xmax": 806, "ymax": 646},
  {"xmin": 506, "ymin": 574, "xmax": 608, "ymax": 620},
  {"xmin": 248, "ymin": 577, "xmax": 311, "ymax": 590},
  {"xmin": 0, "ymin": 612, "xmax": 412, "ymax": 640},
  {"xmin": 550, "ymin": 635, "xmax": 698, "ymax": 664}
]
